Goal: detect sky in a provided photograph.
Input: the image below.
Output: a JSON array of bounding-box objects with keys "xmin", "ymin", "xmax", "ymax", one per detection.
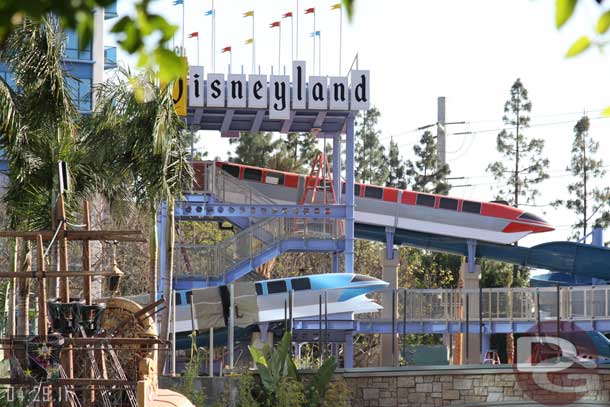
[{"xmin": 108, "ymin": 0, "xmax": 610, "ymax": 249}]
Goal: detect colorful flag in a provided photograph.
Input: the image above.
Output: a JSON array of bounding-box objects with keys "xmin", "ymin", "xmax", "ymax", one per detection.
[
  {"xmin": 305, "ymin": 7, "xmax": 315, "ymax": 14},
  {"xmin": 310, "ymin": 30, "xmax": 320, "ymax": 37},
  {"xmin": 204, "ymin": 9, "xmax": 214, "ymax": 16},
  {"xmin": 243, "ymin": 10, "xmax": 254, "ymax": 17},
  {"xmin": 188, "ymin": 32, "xmax": 199, "ymax": 38},
  {"xmin": 221, "ymin": 46, "xmax": 232, "ymax": 53},
  {"xmin": 269, "ymin": 21, "xmax": 280, "ymax": 28},
  {"xmin": 245, "ymin": 38, "xmax": 254, "ymax": 45},
  {"xmin": 172, "ymin": 0, "xmax": 183, "ymax": 5},
  {"xmin": 282, "ymin": 11, "xmax": 293, "ymax": 18},
  {"xmin": 331, "ymin": 3, "xmax": 341, "ymax": 10}
]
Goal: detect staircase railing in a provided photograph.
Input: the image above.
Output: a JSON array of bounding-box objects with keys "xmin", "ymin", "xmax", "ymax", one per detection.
[{"xmin": 176, "ymin": 216, "xmax": 343, "ymax": 281}]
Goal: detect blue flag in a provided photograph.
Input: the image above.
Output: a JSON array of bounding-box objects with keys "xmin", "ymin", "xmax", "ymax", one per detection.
[
  {"xmin": 310, "ymin": 30, "xmax": 320, "ymax": 37},
  {"xmin": 205, "ymin": 9, "xmax": 214, "ymax": 16},
  {"xmin": 172, "ymin": 0, "xmax": 183, "ymax": 5}
]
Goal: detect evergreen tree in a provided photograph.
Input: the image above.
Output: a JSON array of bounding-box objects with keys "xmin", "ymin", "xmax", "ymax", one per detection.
[
  {"xmin": 552, "ymin": 116, "xmax": 610, "ymax": 239},
  {"xmin": 405, "ymin": 131, "xmax": 451, "ymax": 194},
  {"xmin": 229, "ymin": 132, "xmax": 279, "ymax": 167},
  {"xmin": 487, "ymin": 78, "xmax": 549, "ymax": 206},
  {"xmin": 386, "ymin": 139, "xmax": 407, "ymax": 189},
  {"xmin": 355, "ymin": 107, "xmax": 388, "ymax": 184}
]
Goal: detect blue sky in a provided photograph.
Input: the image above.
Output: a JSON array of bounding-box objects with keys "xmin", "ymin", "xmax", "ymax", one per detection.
[{"xmin": 109, "ymin": 0, "xmax": 610, "ymax": 247}]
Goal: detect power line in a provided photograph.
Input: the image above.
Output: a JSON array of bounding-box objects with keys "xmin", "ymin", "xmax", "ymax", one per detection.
[{"xmin": 448, "ymin": 115, "xmax": 610, "ymax": 136}]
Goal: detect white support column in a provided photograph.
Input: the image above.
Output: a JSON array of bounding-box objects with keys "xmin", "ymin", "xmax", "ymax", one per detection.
[
  {"xmin": 460, "ymin": 261, "xmax": 482, "ymax": 365},
  {"xmin": 380, "ymin": 247, "xmax": 399, "ymax": 367}
]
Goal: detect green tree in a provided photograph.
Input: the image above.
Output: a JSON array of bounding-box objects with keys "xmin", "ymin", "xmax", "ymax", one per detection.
[
  {"xmin": 385, "ymin": 139, "xmax": 407, "ymax": 189},
  {"xmin": 355, "ymin": 107, "xmax": 387, "ymax": 184},
  {"xmin": 89, "ymin": 66, "xmax": 192, "ymax": 371},
  {"xmin": 229, "ymin": 132, "xmax": 279, "ymax": 168},
  {"xmin": 0, "ymin": 0, "xmax": 184, "ymax": 82},
  {"xmin": 487, "ymin": 79, "xmax": 549, "ymax": 206},
  {"xmin": 552, "ymin": 116, "xmax": 610, "ymax": 239},
  {"xmin": 405, "ymin": 131, "xmax": 450, "ymax": 194}
]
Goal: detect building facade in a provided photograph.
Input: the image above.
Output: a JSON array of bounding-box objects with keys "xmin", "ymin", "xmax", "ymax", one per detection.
[{"xmin": 0, "ymin": 4, "xmax": 117, "ymax": 174}]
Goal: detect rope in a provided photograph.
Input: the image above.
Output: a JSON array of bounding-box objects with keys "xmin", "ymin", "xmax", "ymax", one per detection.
[{"xmin": 43, "ymin": 219, "xmax": 64, "ymax": 258}]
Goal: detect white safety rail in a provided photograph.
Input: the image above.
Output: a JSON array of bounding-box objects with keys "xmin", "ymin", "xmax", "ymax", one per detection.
[
  {"xmin": 357, "ymin": 285, "xmax": 610, "ymax": 323},
  {"xmin": 175, "ymin": 217, "xmax": 344, "ymax": 280}
]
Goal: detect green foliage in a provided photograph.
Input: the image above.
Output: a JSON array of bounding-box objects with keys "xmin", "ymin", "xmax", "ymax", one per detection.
[
  {"xmin": 487, "ymin": 78, "xmax": 549, "ymax": 206},
  {"xmin": 305, "ymin": 357, "xmax": 338, "ymax": 407},
  {"xmin": 405, "ymin": 131, "xmax": 451, "ymax": 194},
  {"xmin": 277, "ymin": 378, "xmax": 306, "ymax": 407},
  {"xmin": 249, "ymin": 332, "xmax": 338, "ymax": 407},
  {"xmin": 565, "ymin": 36, "xmax": 591, "ymax": 57},
  {"xmin": 551, "ymin": 116, "xmax": 610, "ymax": 239},
  {"xmin": 321, "ymin": 380, "xmax": 351, "ymax": 407},
  {"xmin": 556, "ymin": 0, "xmax": 578, "ymax": 28},
  {"xmin": 480, "ymin": 259, "xmax": 514, "ymax": 288},
  {"xmin": 355, "ymin": 107, "xmax": 388, "ymax": 184},
  {"xmin": 386, "ymin": 139, "xmax": 407, "ymax": 189},
  {"xmin": 0, "ymin": 0, "xmax": 183, "ymax": 82},
  {"xmin": 237, "ymin": 373, "xmax": 260, "ymax": 407}
]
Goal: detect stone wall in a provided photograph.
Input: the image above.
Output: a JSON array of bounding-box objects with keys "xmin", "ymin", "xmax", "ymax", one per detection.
[
  {"xmin": 160, "ymin": 366, "xmax": 610, "ymax": 406},
  {"xmin": 340, "ymin": 366, "xmax": 610, "ymax": 406}
]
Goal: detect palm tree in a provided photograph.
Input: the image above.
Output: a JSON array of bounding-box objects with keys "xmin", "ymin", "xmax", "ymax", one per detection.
[
  {"xmin": 88, "ymin": 66, "xmax": 192, "ymax": 372},
  {"xmin": 0, "ymin": 17, "xmax": 105, "ymax": 336}
]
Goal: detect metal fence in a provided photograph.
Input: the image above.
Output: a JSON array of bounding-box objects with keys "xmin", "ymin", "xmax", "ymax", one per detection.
[{"xmin": 355, "ymin": 285, "xmax": 610, "ymax": 323}]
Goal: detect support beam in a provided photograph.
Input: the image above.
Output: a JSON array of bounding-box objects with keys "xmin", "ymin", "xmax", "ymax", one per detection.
[
  {"xmin": 344, "ymin": 331, "xmax": 354, "ymax": 368},
  {"xmin": 280, "ymin": 111, "xmax": 296, "ymax": 134},
  {"xmin": 251, "ymin": 110, "xmax": 265, "ymax": 132},
  {"xmin": 344, "ymin": 117, "xmax": 355, "ymax": 273},
  {"xmin": 220, "ymin": 109, "xmax": 234, "ymax": 132},
  {"xmin": 176, "ymin": 202, "xmax": 347, "ymax": 219}
]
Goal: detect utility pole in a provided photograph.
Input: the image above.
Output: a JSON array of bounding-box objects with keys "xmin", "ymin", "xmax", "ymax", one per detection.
[{"xmin": 437, "ymin": 96, "xmax": 446, "ymax": 167}]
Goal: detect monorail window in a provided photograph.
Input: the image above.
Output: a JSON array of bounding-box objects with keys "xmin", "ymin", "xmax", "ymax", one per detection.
[
  {"xmin": 462, "ymin": 201, "xmax": 481, "ymax": 214},
  {"xmin": 255, "ymin": 283, "xmax": 263, "ymax": 295},
  {"xmin": 364, "ymin": 186, "xmax": 383, "ymax": 199},
  {"xmin": 341, "ymin": 183, "xmax": 361, "ymax": 196},
  {"xmin": 174, "ymin": 292, "xmax": 182, "ymax": 306},
  {"xmin": 439, "ymin": 197, "xmax": 458, "ymax": 211},
  {"xmin": 267, "ymin": 280, "xmax": 287, "ymax": 294},
  {"xmin": 416, "ymin": 194, "xmax": 435, "ymax": 207},
  {"xmin": 265, "ymin": 171, "xmax": 285, "ymax": 185},
  {"xmin": 351, "ymin": 275, "xmax": 377, "ymax": 282},
  {"xmin": 186, "ymin": 291, "xmax": 192, "ymax": 304},
  {"xmin": 222, "ymin": 163, "xmax": 240, "ymax": 178},
  {"xmin": 291, "ymin": 278, "xmax": 311, "ymax": 291},
  {"xmin": 519, "ymin": 212, "xmax": 545, "ymax": 222},
  {"xmin": 244, "ymin": 168, "xmax": 263, "ymax": 182}
]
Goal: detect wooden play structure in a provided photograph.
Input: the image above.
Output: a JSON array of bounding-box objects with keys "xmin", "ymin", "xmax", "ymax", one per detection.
[{"xmin": 0, "ymin": 193, "xmax": 194, "ymax": 406}]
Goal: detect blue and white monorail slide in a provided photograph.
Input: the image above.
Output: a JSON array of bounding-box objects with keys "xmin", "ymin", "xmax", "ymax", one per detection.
[{"xmin": 175, "ymin": 273, "xmax": 388, "ymax": 333}]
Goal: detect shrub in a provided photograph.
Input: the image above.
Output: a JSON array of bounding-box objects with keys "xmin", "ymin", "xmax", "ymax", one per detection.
[
  {"xmin": 276, "ymin": 378, "xmax": 306, "ymax": 407},
  {"xmin": 321, "ymin": 379, "xmax": 351, "ymax": 407}
]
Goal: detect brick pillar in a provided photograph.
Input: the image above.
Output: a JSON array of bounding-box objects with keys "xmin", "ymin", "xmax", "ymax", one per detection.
[{"xmin": 380, "ymin": 248, "xmax": 399, "ymax": 367}]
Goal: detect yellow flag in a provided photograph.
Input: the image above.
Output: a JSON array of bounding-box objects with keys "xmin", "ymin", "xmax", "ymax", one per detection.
[
  {"xmin": 243, "ymin": 10, "xmax": 254, "ymax": 17},
  {"xmin": 245, "ymin": 38, "xmax": 254, "ymax": 45},
  {"xmin": 331, "ymin": 3, "xmax": 341, "ymax": 10},
  {"xmin": 161, "ymin": 56, "xmax": 188, "ymax": 116}
]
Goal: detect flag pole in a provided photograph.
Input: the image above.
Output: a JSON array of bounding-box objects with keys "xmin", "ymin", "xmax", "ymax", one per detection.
[
  {"xmin": 252, "ymin": 13, "xmax": 256, "ymax": 73},
  {"xmin": 313, "ymin": 12, "xmax": 316, "ymax": 74},
  {"xmin": 339, "ymin": 6, "xmax": 343, "ymax": 74},
  {"xmin": 182, "ymin": 1, "xmax": 185, "ymax": 53},
  {"xmin": 278, "ymin": 23, "xmax": 282, "ymax": 71},
  {"xmin": 296, "ymin": 0, "xmax": 299, "ymax": 59},
  {"xmin": 291, "ymin": 14, "xmax": 294, "ymax": 61},
  {"xmin": 318, "ymin": 31, "xmax": 321, "ymax": 75},
  {"xmin": 212, "ymin": 0, "xmax": 216, "ymax": 71},
  {"xmin": 230, "ymin": 50, "xmax": 232, "ymax": 74},
  {"xmin": 197, "ymin": 35, "xmax": 200, "ymax": 65}
]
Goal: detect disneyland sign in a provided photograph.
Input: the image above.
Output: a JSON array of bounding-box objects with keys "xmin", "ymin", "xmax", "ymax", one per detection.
[{"xmin": 183, "ymin": 61, "xmax": 370, "ymax": 119}]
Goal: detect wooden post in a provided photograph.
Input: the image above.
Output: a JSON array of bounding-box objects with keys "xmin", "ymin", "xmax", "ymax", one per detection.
[
  {"xmin": 82, "ymin": 201, "xmax": 92, "ymax": 305},
  {"xmin": 36, "ymin": 235, "xmax": 47, "ymax": 341},
  {"xmin": 57, "ymin": 195, "xmax": 73, "ymax": 379}
]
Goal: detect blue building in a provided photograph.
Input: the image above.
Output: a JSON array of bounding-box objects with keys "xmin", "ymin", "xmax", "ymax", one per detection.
[{"xmin": 0, "ymin": 4, "xmax": 117, "ymax": 174}]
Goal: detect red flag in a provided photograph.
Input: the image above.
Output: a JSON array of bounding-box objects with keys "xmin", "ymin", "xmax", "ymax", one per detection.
[
  {"xmin": 269, "ymin": 21, "xmax": 280, "ymax": 28},
  {"xmin": 221, "ymin": 46, "xmax": 231, "ymax": 53},
  {"xmin": 188, "ymin": 32, "xmax": 199, "ymax": 38},
  {"xmin": 282, "ymin": 11, "xmax": 293, "ymax": 18},
  {"xmin": 304, "ymin": 7, "xmax": 315, "ymax": 14}
]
